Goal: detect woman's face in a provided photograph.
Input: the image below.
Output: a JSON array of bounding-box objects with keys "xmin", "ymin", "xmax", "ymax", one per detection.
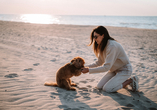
[{"xmin": 93, "ymin": 32, "xmax": 104, "ymax": 45}]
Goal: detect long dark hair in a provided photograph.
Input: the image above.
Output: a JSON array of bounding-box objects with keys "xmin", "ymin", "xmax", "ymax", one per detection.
[{"xmin": 89, "ymin": 26, "xmax": 115, "ymax": 57}]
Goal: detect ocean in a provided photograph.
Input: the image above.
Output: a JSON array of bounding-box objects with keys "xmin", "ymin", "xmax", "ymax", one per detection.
[{"xmin": 0, "ymin": 14, "xmax": 157, "ymax": 30}]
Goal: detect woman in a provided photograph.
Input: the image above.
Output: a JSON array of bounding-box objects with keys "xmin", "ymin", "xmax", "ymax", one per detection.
[{"xmin": 81, "ymin": 26, "xmax": 139, "ymax": 92}]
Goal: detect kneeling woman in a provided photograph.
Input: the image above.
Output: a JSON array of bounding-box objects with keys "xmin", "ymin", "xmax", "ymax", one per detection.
[{"xmin": 81, "ymin": 26, "xmax": 139, "ymax": 92}]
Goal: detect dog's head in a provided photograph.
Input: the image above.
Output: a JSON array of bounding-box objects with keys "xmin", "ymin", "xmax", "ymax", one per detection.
[
  {"xmin": 71, "ymin": 56, "xmax": 85, "ymax": 76},
  {"xmin": 71, "ymin": 57, "xmax": 85, "ymax": 76}
]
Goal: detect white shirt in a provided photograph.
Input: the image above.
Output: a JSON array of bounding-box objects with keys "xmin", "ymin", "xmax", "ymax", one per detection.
[{"xmin": 86, "ymin": 40, "xmax": 130, "ymax": 74}]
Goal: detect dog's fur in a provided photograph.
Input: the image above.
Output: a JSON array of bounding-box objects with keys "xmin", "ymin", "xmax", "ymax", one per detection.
[{"xmin": 44, "ymin": 56, "xmax": 85, "ymax": 91}]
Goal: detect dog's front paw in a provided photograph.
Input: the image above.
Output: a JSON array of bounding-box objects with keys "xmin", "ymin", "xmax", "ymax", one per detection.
[
  {"xmin": 70, "ymin": 87, "xmax": 76, "ymax": 91},
  {"xmin": 71, "ymin": 83, "xmax": 77, "ymax": 86}
]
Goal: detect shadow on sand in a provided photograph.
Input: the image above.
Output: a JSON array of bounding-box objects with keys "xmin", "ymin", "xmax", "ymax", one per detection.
[
  {"xmin": 93, "ymin": 88, "xmax": 157, "ymax": 110},
  {"xmin": 50, "ymin": 86, "xmax": 157, "ymax": 110},
  {"xmin": 50, "ymin": 87, "xmax": 96, "ymax": 110}
]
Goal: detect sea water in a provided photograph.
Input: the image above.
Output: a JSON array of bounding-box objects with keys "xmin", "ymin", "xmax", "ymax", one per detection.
[{"xmin": 0, "ymin": 14, "xmax": 156, "ymax": 29}]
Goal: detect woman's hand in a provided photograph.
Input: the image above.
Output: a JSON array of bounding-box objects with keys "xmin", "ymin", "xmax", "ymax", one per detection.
[{"xmin": 81, "ymin": 67, "xmax": 89, "ymax": 74}]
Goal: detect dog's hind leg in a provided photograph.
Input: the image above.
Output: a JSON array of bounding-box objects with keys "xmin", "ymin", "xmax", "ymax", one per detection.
[{"xmin": 63, "ymin": 79, "xmax": 76, "ymax": 91}]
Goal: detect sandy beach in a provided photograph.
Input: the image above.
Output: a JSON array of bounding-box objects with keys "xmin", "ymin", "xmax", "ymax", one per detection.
[{"xmin": 0, "ymin": 21, "xmax": 157, "ymax": 110}]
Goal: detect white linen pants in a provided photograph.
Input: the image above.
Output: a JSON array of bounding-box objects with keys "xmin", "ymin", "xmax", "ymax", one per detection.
[{"xmin": 97, "ymin": 64, "xmax": 132, "ymax": 92}]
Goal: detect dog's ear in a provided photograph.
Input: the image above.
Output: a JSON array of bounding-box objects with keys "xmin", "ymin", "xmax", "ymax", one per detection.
[{"xmin": 71, "ymin": 58, "xmax": 76, "ymax": 65}]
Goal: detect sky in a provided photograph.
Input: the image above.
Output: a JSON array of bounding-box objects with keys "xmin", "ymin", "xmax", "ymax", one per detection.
[{"xmin": 0, "ymin": 0, "xmax": 157, "ymax": 16}]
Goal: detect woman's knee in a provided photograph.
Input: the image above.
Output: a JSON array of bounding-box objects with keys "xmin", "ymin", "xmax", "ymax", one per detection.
[
  {"xmin": 96, "ymin": 83, "xmax": 103, "ymax": 89},
  {"xmin": 102, "ymin": 85, "xmax": 116, "ymax": 93}
]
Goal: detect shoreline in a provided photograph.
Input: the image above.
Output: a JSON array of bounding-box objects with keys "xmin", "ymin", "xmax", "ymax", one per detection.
[{"xmin": 0, "ymin": 20, "xmax": 157, "ymax": 31}]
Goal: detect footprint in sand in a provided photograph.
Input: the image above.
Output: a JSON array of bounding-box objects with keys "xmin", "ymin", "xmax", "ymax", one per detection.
[
  {"xmin": 23, "ymin": 68, "xmax": 33, "ymax": 71},
  {"xmin": 79, "ymin": 81, "xmax": 87, "ymax": 84},
  {"xmin": 87, "ymin": 85, "xmax": 92, "ymax": 88},
  {"xmin": 4, "ymin": 73, "xmax": 19, "ymax": 78},
  {"xmin": 86, "ymin": 79, "xmax": 95, "ymax": 82},
  {"xmin": 33, "ymin": 63, "xmax": 40, "ymax": 66},
  {"xmin": 50, "ymin": 96, "xmax": 56, "ymax": 99},
  {"xmin": 51, "ymin": 92, "xmax": 61, "ymax": 96},
  {"xmin": 80, "ymin": 92, "xmax": 90, "ymax": 96},
  {"xmin": 58, "ymin": 105, "xmax": 69, "ymax": 109},
  {"xmin": 80, "ymin": 92, "xmax": 91, "ymax": 99},
  {"xmin": 66, "ymin": 51, "xmax": 71, "ymax": 53},
  {"xmin": 50, "ymin": 58, "xmax": 56, "ymax": 62},
  {"xmin": 126, "ymin": 103, "xmax": 134, "ymax": 107}
]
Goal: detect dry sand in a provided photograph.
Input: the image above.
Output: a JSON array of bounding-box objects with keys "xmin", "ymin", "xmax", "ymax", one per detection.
[{"xmin": 0, "ymin": 21, "xmax": 157, "ymax": 110}]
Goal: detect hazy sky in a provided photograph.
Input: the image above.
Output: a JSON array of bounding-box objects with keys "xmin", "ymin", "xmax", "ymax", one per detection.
[{"xmin": 0, "ymin": 0, "xmax": 157, "ymax": 16}]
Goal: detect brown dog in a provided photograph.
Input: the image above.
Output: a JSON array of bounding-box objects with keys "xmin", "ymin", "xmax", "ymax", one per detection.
[{"xmin": 44, "ymin": 56, "xmax": 85, "ymax": 91}]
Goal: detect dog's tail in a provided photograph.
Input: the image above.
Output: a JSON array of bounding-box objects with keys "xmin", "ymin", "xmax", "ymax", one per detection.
[{"xmin": 44, "ymin": 82, "xmax": 58, "ymax": 87}]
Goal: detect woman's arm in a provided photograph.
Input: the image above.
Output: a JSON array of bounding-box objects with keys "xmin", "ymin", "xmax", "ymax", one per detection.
[
  {"xmin": 85, "ymin": 55, "xmax": 104, "ymax": 68},
  {"xmin": 82, "ymin": 53, "xmax": 104, "ymax": 74},
  {"xmin": 88, "ymin": 45, "xmax": 118, "ymax": 74}
]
